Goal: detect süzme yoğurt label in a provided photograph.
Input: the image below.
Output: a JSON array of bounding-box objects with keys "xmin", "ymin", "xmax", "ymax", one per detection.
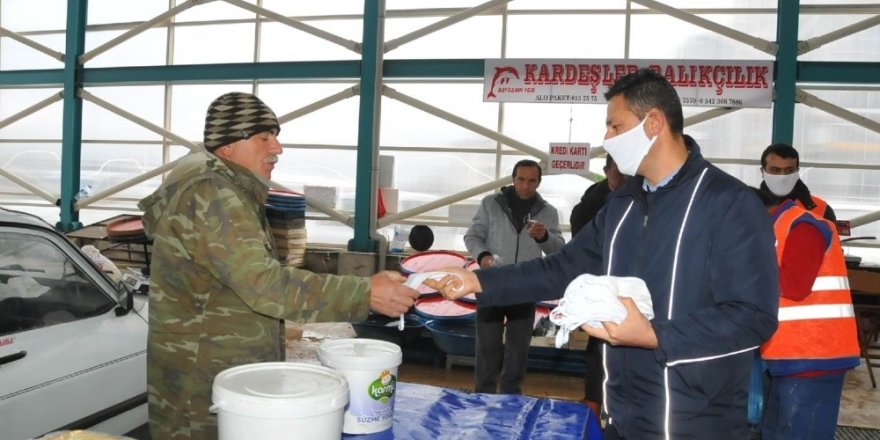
[
  {"xmin": 346, "ymin": 368, "xmax": 397, "ymax": 431},
  {"xmin": 368, "ymin": 369, "xmax": 396, "ymax": 403}
]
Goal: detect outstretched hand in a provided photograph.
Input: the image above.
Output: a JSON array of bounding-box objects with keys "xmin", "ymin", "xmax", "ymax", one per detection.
[
  {"xmin": 369, "ymin": 270, "xmax": 419, "ymax": 318},
  {"xmin": 421, "ymin": 266, "xmax": 481, "ymax": 300},
  {"xmin": 581, "ymin": 297, "xmax": 658, "ymax": 349}
]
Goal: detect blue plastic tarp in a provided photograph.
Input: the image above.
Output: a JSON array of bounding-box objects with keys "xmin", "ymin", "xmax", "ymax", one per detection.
[{"xmin": 342, "ymin": 382, "xmax": 603, "ymax": 439}]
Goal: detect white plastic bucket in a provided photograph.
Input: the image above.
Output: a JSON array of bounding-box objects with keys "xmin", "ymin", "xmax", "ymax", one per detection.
[
  {"xmin": 211, "ymin": 362, "xmax": 349, "ymax": 440},
  {"xmin": 318, "ymin": 338, "xmax": 403, "ymax": 434}
]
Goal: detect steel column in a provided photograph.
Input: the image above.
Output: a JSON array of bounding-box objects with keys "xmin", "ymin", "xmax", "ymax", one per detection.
[
  {"xmin": 349, "ymin": 0, "xmax": 385, "ymax": 252},
  {"xmin": 56, "ymin": 0, "xmax": 88, "ymax": 231},
  {"xmin": 771, "ymin": 0, "xmax": 799, "ymax": 144}
]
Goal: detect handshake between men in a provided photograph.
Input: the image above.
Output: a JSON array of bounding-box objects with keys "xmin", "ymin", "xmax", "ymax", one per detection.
[{"xmin": 421, "ymin": 266, "xmax": 477, "ymax": 299}]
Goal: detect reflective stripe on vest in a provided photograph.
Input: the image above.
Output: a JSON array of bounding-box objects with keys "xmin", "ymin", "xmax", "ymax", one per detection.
[
  {"xmin": 811, "ymin": 275, "xmax": 849, "ymax": 291},
  {"xmin": 777, "ymin": 303, "xmax": 855, "ymax": 322}
]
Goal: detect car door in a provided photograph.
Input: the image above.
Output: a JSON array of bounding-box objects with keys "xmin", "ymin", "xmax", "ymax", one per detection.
[{"xmin": 0, "ymin": 226, "xmax": 148, "ymax": 440}]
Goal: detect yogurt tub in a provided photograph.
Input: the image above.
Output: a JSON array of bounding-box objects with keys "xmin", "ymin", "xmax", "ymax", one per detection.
[
  {"xmin": 318, "ymin": 338, "xmax": 403, "ymax": 434},
  {"xmin": 211, "ymin": 362, "xmax": 349, "ymax": 440}
]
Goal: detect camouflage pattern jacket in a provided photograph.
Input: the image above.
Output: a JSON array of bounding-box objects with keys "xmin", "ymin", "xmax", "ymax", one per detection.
[{"xmin": 138, "ymin": 151, "xmax": 372, "ymax": 365}]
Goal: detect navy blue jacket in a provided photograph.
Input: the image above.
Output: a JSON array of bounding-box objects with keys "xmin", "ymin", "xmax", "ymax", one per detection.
[{"xmin": 476, "ymin": 136, "xmax": 779, "ymax": 440}]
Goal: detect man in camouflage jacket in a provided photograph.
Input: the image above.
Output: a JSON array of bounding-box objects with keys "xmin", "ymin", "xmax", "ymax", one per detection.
[{"xmin": 138, "ymin": 92, "xmax": 418, "ymax": 440}]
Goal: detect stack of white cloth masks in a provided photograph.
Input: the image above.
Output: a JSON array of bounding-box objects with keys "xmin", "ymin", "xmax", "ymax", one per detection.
[{"xmin": 549, "ymin": 274, "xmax": 654, "ymax": 348}]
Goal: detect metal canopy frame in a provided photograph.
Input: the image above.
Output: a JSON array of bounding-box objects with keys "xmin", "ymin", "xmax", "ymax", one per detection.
[{"xmin": 0, "ymin": 1, "xmax": 877, "ymax": 250}]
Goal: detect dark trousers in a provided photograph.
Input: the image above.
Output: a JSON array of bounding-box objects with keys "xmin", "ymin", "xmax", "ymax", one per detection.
[
  {"xmin": 583, "ymin": 336, "xmax": 606, "ymax": 403},
  {"xmin": 475, "ymin": 303, "xmax": 536, "ymax": 394},
  {"xmin": 604, "ymin": 424, "xmax": 622, "ymax": 440},
  {"xmin": 761, "ymin": 372, "xmax": 845, "ymax": 440}
]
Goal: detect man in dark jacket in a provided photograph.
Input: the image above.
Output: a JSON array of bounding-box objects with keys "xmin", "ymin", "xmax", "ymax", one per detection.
[
  {"xmin": 426, "ymin": 69, "xmax": 779, "ymax": 439},
  {"xmin": 570, "ymin": 155, "xmax": 626, "ymax": 237}
]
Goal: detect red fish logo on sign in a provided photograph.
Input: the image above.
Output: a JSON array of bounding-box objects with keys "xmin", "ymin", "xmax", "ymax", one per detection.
[{"xmin": 486, "ymin": 66, "xmax": 520, "ymax": 99}]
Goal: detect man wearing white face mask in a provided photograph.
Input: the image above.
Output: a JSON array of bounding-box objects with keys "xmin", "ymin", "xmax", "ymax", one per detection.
[
  {"xmin": 759, "ymin": 143, "xmax": 836, "ymax": 221},
  {"xmin": 423, "ymin": 68, "xmax": 779, "ymax": 440}
]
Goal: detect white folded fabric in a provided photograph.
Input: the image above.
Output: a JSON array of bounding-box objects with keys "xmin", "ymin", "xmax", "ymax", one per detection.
[
  {"xmin": 404, "ymin": 271, "xmax": 454, "ymax": 289},
  {"xmin": 549, "ymin": 274, "xmax": 654, "ymax": 348}
]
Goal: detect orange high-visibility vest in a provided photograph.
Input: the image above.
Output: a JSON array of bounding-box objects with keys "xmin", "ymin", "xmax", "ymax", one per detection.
[
  {"xmin": 797, "ymin": 195, "xmax": 829, "ymax": 220},
  {"xmin": 760, "ymin": 203, "xmax": 860, "ymax": 360}
]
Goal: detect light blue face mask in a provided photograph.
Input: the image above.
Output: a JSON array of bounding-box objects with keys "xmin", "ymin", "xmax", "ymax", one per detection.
[{"xmin": 602, "ymin": 117, "xmax": 657, "ymax": 176}]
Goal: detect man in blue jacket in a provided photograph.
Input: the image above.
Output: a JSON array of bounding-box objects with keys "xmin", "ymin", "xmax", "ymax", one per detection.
[{"xmin": 425, "ymin": 68, "xmax": 779, "ymax": 439}]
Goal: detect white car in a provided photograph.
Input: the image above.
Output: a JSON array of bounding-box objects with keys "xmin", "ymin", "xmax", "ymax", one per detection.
[{"xmin": 0, "ymin": 208, "xmax": 148, "ymax": 440}]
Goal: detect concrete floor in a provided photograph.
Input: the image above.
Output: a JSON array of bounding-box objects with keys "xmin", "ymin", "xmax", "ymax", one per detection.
[{"xmin": 839, "ymin": 362, "xmax": 880, "ymax": 431}]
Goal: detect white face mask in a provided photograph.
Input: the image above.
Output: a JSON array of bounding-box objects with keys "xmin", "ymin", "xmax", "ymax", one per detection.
[
  {"xmin": 763, "ymin": 171, "xmax": 799, "ymax": 197},
  {"xmin": 602, "ymin": 117, "xmax": 657, "ymax": 176}
]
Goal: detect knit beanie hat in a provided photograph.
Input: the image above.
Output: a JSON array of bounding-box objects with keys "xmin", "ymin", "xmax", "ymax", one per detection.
[{"xmin": 203, "ymin": 92, "xmax": 280, "ymax": 151}]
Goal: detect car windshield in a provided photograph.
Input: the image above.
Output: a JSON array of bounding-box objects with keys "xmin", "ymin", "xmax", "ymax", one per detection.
[{"xmin": 0, "ymin": 230, "xmax": 116, "ymax": 335}]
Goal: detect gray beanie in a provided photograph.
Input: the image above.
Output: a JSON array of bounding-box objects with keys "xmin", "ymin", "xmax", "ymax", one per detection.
[{"xmin": 203, "ymin": 92, "xmax": 280, "ymax": 151}]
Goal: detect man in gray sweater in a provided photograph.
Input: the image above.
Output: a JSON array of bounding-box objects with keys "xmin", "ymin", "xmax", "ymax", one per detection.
[{"xmin": 464, "ymin": 159, "xmax": 565, "ymax": 394}]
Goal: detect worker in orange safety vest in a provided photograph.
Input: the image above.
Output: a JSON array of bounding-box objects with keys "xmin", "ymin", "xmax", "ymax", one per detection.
[{"xmin": 754, "ymin": 189, "xmax": 859, "ymax": 440}]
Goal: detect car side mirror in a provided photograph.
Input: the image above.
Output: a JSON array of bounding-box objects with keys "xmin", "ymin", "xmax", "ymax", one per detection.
[{"xmin": 114, "ymin": 281, "xmax": 134, "ymax": 317}]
